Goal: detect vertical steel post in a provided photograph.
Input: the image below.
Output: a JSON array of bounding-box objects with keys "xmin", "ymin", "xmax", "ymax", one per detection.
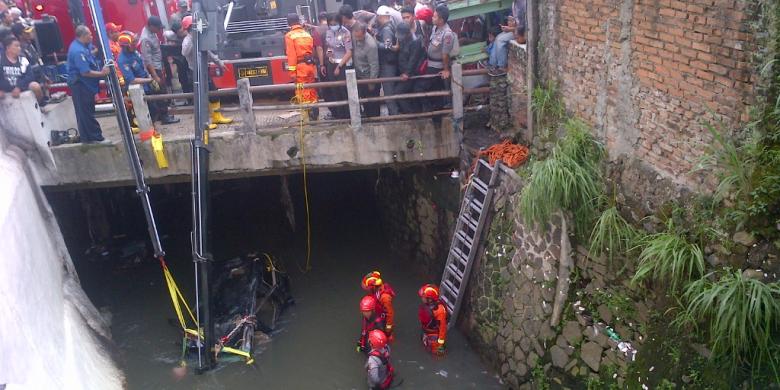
[
  {"xmin": 191, "ymin": 0, "xmax": 215, "ymax": 373},
  {"xmin": 85, "ymin": 0, "xmax": 165, "ymax": 259}
]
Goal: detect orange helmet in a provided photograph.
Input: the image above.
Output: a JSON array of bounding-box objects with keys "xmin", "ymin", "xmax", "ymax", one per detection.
[
  {"xmin": 117, "ymin": 32, "xmax": 134, "ymax": 47},
  {"xmin": 418, "ymin": 284, "xmax": 440, "ymax": 300},
  {"xmin": 182, "ymin": 15, "xmax": 193, "ymax": 31},
  {"xmin": 368, "ymin": 329, "xmax": 388, "ymax": 349},
  {"xmin": 361, "ymin": 271, "xmax": 383, "ymax": 290},
  {"xmin": 360, "ymin": 295, "xmax": 378, "ymax": 312}
]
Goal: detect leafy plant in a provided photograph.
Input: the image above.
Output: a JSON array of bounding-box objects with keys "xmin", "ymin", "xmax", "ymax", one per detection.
[
  {"xmin": 676, "ymin": 269, "xmax": 780, "ymax": 380},
  {"xmin": 585, "ymin": 376, "xmax": 604, "ymax": 390},
  {"xmin": 590, "ymin": 289, "xmax": 637, "ymax": 322},
  {"xmin": 531, "ymin": 80, "xmax": 566, "ymax": 141},
  {"xmin": 531, "ymin": 358, "xmax": 550, "ymax": 390},
  {"xmin": 631, "ymin": 221, "xmax": 705, "ymax": 293},
  {"xmin": 588, "ymin": 205, "xmax": 637, "ymax": 270},
  {"xmin": 693, "ymin": 122, "xmax": 759, "ymax": 204},
  {"xmin": 519, "ymin": 119, "xmax": 604, "ymax": 238}
]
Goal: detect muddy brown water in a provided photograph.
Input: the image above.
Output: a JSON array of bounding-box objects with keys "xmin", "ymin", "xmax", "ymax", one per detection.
[{"xmin": 64, "ymin": 172, "xmax": 505, "ymax": 389}]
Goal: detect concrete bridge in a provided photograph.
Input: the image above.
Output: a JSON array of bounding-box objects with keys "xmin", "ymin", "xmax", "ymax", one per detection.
[{"xmin": 1, "ymin": 66, "xmax": 490, "ymax": 189}]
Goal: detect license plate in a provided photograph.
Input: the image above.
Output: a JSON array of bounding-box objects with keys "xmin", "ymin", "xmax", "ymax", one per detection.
[{"xmin": 238, "ymin": 66, "xmax": 269, "ymax": 78}]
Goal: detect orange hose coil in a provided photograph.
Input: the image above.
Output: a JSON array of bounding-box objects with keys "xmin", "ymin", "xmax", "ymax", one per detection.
[{"xmin": 474, "ymin": 139, "xmax": 530, "ymax": 169}]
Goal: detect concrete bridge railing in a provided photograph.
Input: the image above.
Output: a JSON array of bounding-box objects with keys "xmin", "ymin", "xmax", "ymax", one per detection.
[{"xmin": 0, "ymin": 65, "xmax": 491, "ymax": 189}]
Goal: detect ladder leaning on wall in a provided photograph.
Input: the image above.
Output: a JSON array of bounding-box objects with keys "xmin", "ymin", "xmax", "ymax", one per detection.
[{"xmin": 439, "ymin": 158, "xmax": 502, "ymax": 328}]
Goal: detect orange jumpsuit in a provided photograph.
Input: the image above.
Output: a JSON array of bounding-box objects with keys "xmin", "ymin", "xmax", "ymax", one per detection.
[
  {"xmin": 109, "ymin": 40, "xmax": 124, "ymax": 84},
  {"xmin": 284, "ymin": 24, "xmax": 317, "ymax": 104},
  {"xmin": 419, "ymin": 301, "xmax": 448, "ymax": 355}
]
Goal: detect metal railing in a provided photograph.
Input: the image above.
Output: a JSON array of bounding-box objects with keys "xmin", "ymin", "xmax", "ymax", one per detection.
[{"xmin": 130, "ymin": 64, "xmax": 489, "ymax": 131}]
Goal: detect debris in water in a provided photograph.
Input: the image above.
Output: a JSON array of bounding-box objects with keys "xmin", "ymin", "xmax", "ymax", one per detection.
[
  {"xmin": 419, "ymin": 366, "xmax": 425, "ymax": 370},
  {"xmin": 172, "ymin": 365, "xmax": 187, "ymax": 380},
  {"xmin": 437, "ymin": 370, "xmax": 448, "ymax": 378},
  {"xmin": 649, "ymin": 366, "xmax": 654, "ymax": 372}
]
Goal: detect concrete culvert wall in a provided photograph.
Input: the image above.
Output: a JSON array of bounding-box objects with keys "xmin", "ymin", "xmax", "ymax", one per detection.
[{"xmin": 0, "ymin": 135, "xmax": 124, "ymax": 389}]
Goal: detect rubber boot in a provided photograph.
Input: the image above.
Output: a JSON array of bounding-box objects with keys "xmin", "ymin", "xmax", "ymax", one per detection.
[{"xmin": 210, "ymin": 101, "xmax": 233, "ymax": 125}]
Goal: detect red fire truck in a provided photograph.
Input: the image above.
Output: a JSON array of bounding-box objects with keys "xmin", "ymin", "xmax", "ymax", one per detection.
[{"xmin": 24, "ymin": 0, "xmax": 320, "ymax": 90}]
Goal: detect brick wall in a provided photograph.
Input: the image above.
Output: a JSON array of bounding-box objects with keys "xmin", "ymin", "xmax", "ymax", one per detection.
[{"xmin": 528, "ymin": 0, "xmax": 758, "ymax": 187}]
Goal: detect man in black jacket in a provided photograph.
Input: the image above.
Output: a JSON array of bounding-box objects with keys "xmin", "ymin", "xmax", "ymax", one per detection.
[{"xmin": 395, "ymin": 22, "xmax": 424, "ymax": 114}]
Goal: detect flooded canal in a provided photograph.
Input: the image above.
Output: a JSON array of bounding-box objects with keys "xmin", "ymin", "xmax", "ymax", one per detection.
[{"xmin": 54, "ymin": 171, "xmax": 505, "ymax": 389}]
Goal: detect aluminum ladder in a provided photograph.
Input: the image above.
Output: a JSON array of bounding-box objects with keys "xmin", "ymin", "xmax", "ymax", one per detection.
[{"xmin": 440, "ymin": 158, "xmax": 501, "ymax": 328}]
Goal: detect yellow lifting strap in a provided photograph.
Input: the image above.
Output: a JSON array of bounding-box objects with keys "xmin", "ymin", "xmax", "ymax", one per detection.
[
  {"xmin": 220, "ymin": 346, "xmax": 255, "ymax": 365},
  {"xmin": 158, "ymin": 257, "xmax": 200, "ymax": 337}
]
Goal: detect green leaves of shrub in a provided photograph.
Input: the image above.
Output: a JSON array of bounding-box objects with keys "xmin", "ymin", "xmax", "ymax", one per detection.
[
  {"xmin": 631, "ymin": 222, "xmax": 705, "ymax": 293},
  {"xmin": 676, "ymin": 269, "xmax": 780, "ymax": 379},
  {"xmin": 588, "ymin": 206, "xmax": 637, "ymax": 270},
  {"xmin": 519, "ymin": 119, "xmax": 604, "ymax": 238}
]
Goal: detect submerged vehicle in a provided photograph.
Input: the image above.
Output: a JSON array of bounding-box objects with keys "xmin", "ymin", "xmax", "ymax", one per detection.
[{"xmin": 182, "ymin": 252, "xmax": 295, "ymax": 364}]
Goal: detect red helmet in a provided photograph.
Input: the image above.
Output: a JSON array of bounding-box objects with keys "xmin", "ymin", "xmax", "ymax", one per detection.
[
  {"xmin": 360, "ymin": 295, "xmax": 378, "ymax": 312},
  {"xmin": 418, "ymin": 284, "xmax": 440, "ymax": 300},
  {"xmin": 182, "ymin": 15, "xmax": 193, "ymax": 31},
  {"xmin": 416, "ymin": 8, "xmax": 433, "ymax": 24},
  {"xmin": 368, "ymin": 329, "xmax": 388, "ymax": 349},
  {"xmin": 117, "ymin": 32, "xmax": 134, "ymax": 47},
  {"xmin": 361, "ymin": 271, "xmax": 383, "ymax": 290}
]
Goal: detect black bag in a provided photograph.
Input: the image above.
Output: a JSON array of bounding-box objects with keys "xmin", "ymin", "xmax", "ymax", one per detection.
[{"xmin": 49, "ymin": 128, "xmax": 80, "ymax": 146}]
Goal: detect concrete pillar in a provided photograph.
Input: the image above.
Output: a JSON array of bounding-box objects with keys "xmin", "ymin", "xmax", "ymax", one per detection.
[
  {"xmin": 237, "ymin": 78, "xmax": 256, "ymax": 132},
  {"xmin": 128, "ymin": 85, "xmax": 153, "ymax": 131},
  {"xmin": 452, "ymin": 63, "xmax": 464, "ymax": 120},
  {"xmin": 345, "ymin": 69, "xmax": 362, "ymax": 128}
]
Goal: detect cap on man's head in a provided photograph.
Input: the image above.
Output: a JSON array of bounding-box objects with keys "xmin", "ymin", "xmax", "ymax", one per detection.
[
  {"xmin": 147, "ymin": 15, "xmax": 163, "ymax": 28},
  {"xmin": 105, "ymin": 22, "xmax": 122, "ymax": 32},
  {"xmin": 376, "ymin": 5, "xmax": 393, "ymax": 16},
  {"xmin": 11, "ymin": 21, "xmax": 32, "ymax": 37},
  {"xmin": 178, "ymin": 0, "xmax": 188, "ymax": 7},
  {"xmin": 287, "ymin": 13, "xmax": 300, "ymax": 25}
]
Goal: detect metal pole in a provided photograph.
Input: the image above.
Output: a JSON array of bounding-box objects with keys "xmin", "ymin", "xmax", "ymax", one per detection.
[
  {"xmin": 191, "ymin": 0, "xmax": 215, "ymax": 373},
  {"xmin": 85, "ymin": 0, "xmax": 164, "ymax": 258}
]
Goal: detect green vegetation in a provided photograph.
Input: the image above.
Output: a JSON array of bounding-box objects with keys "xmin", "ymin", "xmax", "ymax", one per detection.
[
  {"xmin": 588, "ymin": 205, "xmax": 637, "ymax": 271},
  {"xmin": 676, "ymin": 269, "xmax": 780, "ymax": 379},
  {"xmin": 531, "ymin": 359, "xmax": 550, "ymax": 390},
  {"xmin": 531, "ymin": 80, "xmax": 566, "ymax": 143},
  {"xmin": 589, "ymin": 289, "xmax": 636, "ymax": 322},
  {"xmin": 519, "ymin": 119, "xmax": 604, "ymax": 239},
  {"xmin": 631, "ymin": 221, "xmax": 705, "ymax": 293}
]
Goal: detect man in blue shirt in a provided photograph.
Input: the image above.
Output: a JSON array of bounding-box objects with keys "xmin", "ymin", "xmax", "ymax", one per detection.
[
  {"xmin": 116, "ymin": 32, "xmax": 165, "ymax": 122},
  {"xmin": 67, "ymin": 25, "xmax": 109, "ymax": 143}
]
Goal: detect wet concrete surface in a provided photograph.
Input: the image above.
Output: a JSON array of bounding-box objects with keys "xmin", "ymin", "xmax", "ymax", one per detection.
[{"xmin": 66, "ymin": 172, "xmax": 505, "ymax": 390}]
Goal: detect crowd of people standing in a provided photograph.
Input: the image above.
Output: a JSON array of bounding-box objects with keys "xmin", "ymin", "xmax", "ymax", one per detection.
[{"xmin": 308, "ymin": 2, "xmax": 460, "ymax": 119}]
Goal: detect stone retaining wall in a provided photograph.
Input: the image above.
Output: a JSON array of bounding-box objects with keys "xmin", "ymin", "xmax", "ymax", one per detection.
[
  {"xmin": 462, "ymin": 169, "xmax": 652, "ymax": 388},
  {"xmin": 375, "ymin": 165, "xmax": 460, "ymax": 276}
]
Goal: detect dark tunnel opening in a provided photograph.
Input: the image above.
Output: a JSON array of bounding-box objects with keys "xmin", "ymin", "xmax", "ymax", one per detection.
[{"xmin": 44, "ymin": 166, "xmax": 504, "ymax": 389}]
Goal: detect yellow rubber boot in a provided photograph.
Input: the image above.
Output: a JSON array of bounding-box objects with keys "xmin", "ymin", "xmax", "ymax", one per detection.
[
  {"xmin": 210, "ymin": 101, "xmax": 233, "ymax": 125},
  {"xmin": 207, "ymin": 123, "xmax": 217, "ymax": 130}
]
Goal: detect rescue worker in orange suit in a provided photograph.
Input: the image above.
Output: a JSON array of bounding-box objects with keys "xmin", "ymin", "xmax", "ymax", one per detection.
[
  {"xmin": 361, "ymin": 271, "xmax": 396, "ymax": 341},
  {"xmin": 106, "ymin": 23, "xmax": 124, "ymax": 83},
  {"xmin": 284, "ymin": 13, "xmax": 318, "ymax": 120},
  {"xmin": 418, "ymin": 284, "xmax": 448, "ymax": 355},
  {"xmin": 357, "ymin": 295, "xmax": 387, "ymax": 354},
  {"xmin": 366, "ymin": 329, "xmax": 395, "ymax": 390}
]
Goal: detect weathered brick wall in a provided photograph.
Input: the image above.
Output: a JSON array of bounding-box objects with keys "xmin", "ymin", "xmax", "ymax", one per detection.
[{"xmin": 530, "ymin": 0, "xmax": 758, "ymax": 187}]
